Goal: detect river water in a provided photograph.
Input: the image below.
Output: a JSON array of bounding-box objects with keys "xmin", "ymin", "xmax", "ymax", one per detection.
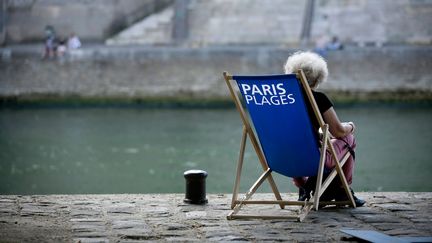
[{"xmin": 0, "ymin": 104, "xmax": 431, "ymax": 194}]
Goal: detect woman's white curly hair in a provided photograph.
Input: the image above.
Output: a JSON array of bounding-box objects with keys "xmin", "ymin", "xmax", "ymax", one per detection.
[{"xmin": 284, "ymin": 51, "xmax": 328, "ymax": 88}]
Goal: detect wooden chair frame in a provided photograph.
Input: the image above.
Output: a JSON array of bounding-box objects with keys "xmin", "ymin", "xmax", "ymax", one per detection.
[{"xmin": 223, "ymin": 70, "xmax": 356, "ymax": 221}]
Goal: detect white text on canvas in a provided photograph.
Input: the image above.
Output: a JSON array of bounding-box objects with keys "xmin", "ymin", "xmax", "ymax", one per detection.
[{"xmin": 240, "ymin": 83, "xmax": 295, "ymax": 106}]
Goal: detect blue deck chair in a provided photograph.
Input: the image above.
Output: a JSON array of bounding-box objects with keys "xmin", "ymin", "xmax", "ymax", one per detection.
[{"xmin": 223, "ymin": 70, "xmax": 356, "ymax": 221}]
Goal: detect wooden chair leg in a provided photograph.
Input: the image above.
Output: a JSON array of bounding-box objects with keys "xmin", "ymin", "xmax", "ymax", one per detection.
[
  {"xmin": 314, "ymin": 124, "xmax": 329, "ymax": 210},
  {"xmin": 231, "ymin": 126, "xmax": 247, "ymax": 209}
]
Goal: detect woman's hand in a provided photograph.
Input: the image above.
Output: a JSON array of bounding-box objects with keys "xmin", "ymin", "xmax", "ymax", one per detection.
[
  {"xmin": 342, "ymin": 122, "xmax": 356, "ymax": 134},
  {"xmin": 345, "ymin": 122, "xmax": 356, "ymax": 134}
]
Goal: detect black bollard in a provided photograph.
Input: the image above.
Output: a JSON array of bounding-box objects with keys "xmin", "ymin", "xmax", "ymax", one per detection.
[{"xmin": 183, "ymin": 170, "xmax": 208, "ymax": 204}]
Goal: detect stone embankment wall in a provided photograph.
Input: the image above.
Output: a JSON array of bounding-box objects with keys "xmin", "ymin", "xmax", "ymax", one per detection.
[
  {"xmin": 2, "ymin": 0, "xmax": 432, "ymax": 46},
  {"xmin": 1, "ymin": 46, "xmax": 431, "ymax": 102},
  {"xmin": 2, "ymin": 0, "xmax": 172, "ymax": 44},
  {"xmin": 186, "ymin": 0, "xmax": 432, "ymax": 46},
  {"xmin": 186, "ymin": 0, "xmax": 305, "ymax": 46},
  {"xmin": 310, "ymin": 0, "xmax": 432, "ymax": 46},
  {"xmin": 108, "ymin": 0, "xmax": 432, "ymax": 47}
]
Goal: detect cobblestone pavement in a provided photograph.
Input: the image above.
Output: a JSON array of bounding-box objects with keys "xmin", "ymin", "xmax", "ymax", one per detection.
[{"xmin": 0, "ymin": 192, "xmax": 431, "ymax": 242}]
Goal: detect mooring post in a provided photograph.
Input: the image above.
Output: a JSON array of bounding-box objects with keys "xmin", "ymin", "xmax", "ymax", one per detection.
[{"xmin": 183, "ymin": 170, "xmax": 208, "ymax": 204}]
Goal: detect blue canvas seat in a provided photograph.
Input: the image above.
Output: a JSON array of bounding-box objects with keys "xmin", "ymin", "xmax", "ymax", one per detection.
[
  {"xmin": 224, "ymin": 70, "xmax": 356, "ymax": 221},
  {"xmin": 235, "ymin": 74, "xmax": 320, "ymax": 178}
]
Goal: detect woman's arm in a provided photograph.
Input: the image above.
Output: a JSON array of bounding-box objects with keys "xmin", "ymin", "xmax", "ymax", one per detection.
[{"xmin": 322, "ymin": 107, "xmax": 355, "ymax": 138}]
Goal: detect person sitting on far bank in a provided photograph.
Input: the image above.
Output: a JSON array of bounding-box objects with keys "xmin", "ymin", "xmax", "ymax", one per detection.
[
  {"xmin": 43, "ymin": 25, "xmax": 56, "ymax": 58},
  {"xmin": 326, "ymin": 36, "xmax": 343, "ymax": 51},
  {"xmin": 67, "ymin": 33, "xmax": 81, "ymax": 50},
  {"xmin": 56, "ymin": 38, "xmax": 67, "ymax": 57},
  {"xmin": 284, "ymin": 51, "xmax": 365, "ymax": 207}
]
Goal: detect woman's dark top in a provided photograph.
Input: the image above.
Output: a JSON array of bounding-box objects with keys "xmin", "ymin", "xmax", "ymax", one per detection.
[
  {"xmin": 312, "ymin": 91, "xmax": 333, "ymax": 115},
  {"xmin": 309, "ymin": 91, "xmax": 333, "ymax": 132}
]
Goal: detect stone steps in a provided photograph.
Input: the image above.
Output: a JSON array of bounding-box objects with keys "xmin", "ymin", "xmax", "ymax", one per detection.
[
  {"xmin": 106, "ymin": 0, "xmax": 307, "ymax": 46},
  {"xmin": 106, "ymin": 6, "xmax": 174, "ymax": 45}
]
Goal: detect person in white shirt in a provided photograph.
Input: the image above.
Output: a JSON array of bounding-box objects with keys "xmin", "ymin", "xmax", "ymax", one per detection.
[{"xmin": 67, "ymin": 33, "xmax": 82, "ymax": 49}]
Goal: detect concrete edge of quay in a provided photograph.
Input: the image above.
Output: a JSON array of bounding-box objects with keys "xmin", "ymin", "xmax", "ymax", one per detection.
[{"xmin": 0, "ymin": 192, "xmax": 431, "ymax": 242}]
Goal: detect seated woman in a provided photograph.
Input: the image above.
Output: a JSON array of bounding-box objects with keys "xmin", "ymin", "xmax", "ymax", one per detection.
[{"xmin": 284, "ymin": 51, "xmax": 365, "ymax": 207}]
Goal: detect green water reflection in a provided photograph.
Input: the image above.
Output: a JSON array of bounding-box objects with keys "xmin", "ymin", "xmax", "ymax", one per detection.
[{"xmin": 0, "ymin": 105, "xmax": 431, "ymax": 194}]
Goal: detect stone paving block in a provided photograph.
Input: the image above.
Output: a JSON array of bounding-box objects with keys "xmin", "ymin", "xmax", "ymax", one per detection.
[
  {"xmin": 165, "ymin": 237, "xmax": 201, "ymax": 241},
  {"xmin": 157, "ymin": 230, "xmax": 192, "ymax": 239},
  {"xmin": 73, "ymin": 237, "xmax": 109, "ymax": 243},
  {"xmin": 409, "ymin": 223, "xmax": 432, "ymax": 233},
  {"xmin": 383, "ymin": 228, "xmax": 424, "ymax": 236},
  {"xmin": 320, "ymin": 220, "xmax": 340, "ymax": 228},
  {"xmin": 118, "ymin": 233, "xmax": 159, "ymax": 241},
  {"xmin": 178, "ymin": 203, "xmax": 208, "ymax": 210},
  {"xmin": 269, "ymin": 222, "xmax": 301, "ymax": 231},
  {"xmin": 0, "ymin": 199, "xmax": 16, "ymax": 203},
  {"xmin": 227, "ymin": 220, "xmax": 264, "ymax": 226},
  {"xmin": 347, "ymin": 206, "xmax": 379, "ymax": 214},
  {"xmin": 283, "ymin": 233, "xmax": 327, "ymax": 242},
  {"xmin": 72, "ymin": 229, "xmax": 107, "ymax": 238},
  {"xmin": 16, "ymin": 197, "xmax": 34, "ymax": 203},
  {"xmin": 409, "ymin": 217, "xmax": 432, "ymax": 223},
  {"xmin": 141, "ymin": 206, "xmax": 170, "ymax": 217},
  {"xmin": 106, "ymin": 207, "xmax": 136, "ymax": 215},
  {"xmin": 376, "ymin": 203, "xmax": 417, "ymax": 212},
  {"xmin": 413, "ymin": 193, "xmax": 432, "ymax": 199},
  {"xmin": 72, "ymin": 223, "xmax": 106, "ymax": 231},
  {"xmin": 111, "ymin": 219, "xmax": 149, "ymax": 230},
  {"xmin": 20, "ymin": 205, "xmax": 56, "ymax": 217},
  {"xmin": 72, "ymin": 232, "xmax": 109, "ymax": 238},
  {"xmin": 353, "ymin": 213, "xmax": 402, "ymax": 223},
  {"xmin": 116, "ymin": 227, "xmax": 155, "ymax": 239},
  {"xmin": 71, "ymin": 209, "xmax": 103, "ymax": 218},
  {"xmin": 0, "ymin": 208, "xmax": 18, "ymax": 216},
  {"xmin": 371, "ymin": 223, "xmax": 409, "ymax": 231},
  {"xmin": 206, "ymin": 235, "xmax": 249, "ymax": 241},
  {"xmin": 159, "ymin": 222, "xmax": 190, "ymax": 231},
  {"xmin": 207, "ymin": 204, "xmax": 229, "ymax": 211},
  {"xmin": 203, "ymin": 228, "xmax": 249, "ymax": 241},
  {"xmin": 35, "ymin": 200, "xmax": 57, "ymax": 206},
  {"xmin": 191, "ymin": 220, "xmax": 224, "ymax": 228},
  {"xmin": 374, "ymin": 199, "xmax": 406, "ymax": 205},
  {"xmin": 185, "ymin": 210, "xmax": 207, "ymax": 219},
  {"xmin": 73, "ymin": 200, "xmax": 102, "ymax": 206},
  {"xmin": 70, "ymin": 218, "xmax": 105, "ymax": 223}
]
